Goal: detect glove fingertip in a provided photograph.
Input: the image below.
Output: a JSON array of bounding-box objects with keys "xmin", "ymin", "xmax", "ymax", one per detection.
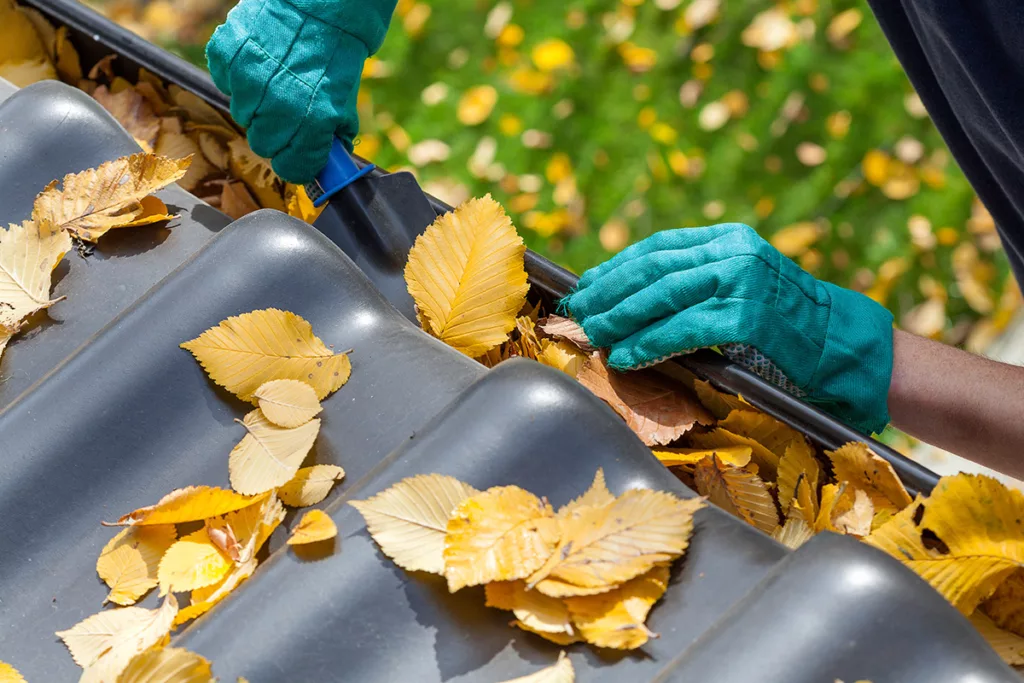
[{"xmin": 606, "ymin": 347, "xmax": 638, "ymax": 372}]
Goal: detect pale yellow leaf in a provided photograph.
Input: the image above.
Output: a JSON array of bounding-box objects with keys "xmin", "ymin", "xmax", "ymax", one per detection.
[
  {"xmin": 112, "ymin": 486, "xmax": 268, "ymax": 526},
  {"xmin": 694, "ymin": 456, "xmax": 779, "ymax": 535},
  {"xmin": 118, "ymin": 647, "xmax": 214, "ymax": 683},
  {"xmin": 485, "ymin": 580, "xmax": 576, "ymax": 639},
  {"xmin": 0, "ymin": 220, "xmax": 70, "ymax": 339},
  {"xmin": 652, "ymin": 446, "xmax": 752, "ymax": 468},
  {"xmin": 564, "ymin": 564, "xmax": 669, "ymax": 649},
  {"xmin": 688, "ymin": 428, "xmax": 780, "ymax": 481},
  {"xmin": 92, "ymin": 85, "xmax": 160, "ymax": 149},
  {"xmin": 692, "ymin": 379, "xmax": 750, "ymax": 420},
  {"xmin": 153, "ymin": 124, "xmax": 213, "ymax": 192},
  {"xmin": 32, "ymin": 153, "xmax": 189, "ymax": 242},
  {"xmin": 777, "ymin": 440, "xmax": 820, "ymax": 518},
  {"xmin": 56, "ymin": 595, "xmax": 178, "ymax": 682},
  {"xmin": 0, "ymin": 661, "xmax": 26, "ymax": 683},
  {"xmin": 351, "ymin": 473, "xmax": 479, "ymax": 574},
  {"xmin": 278, "ymin": 465, "xmax": 346, "ymax": 507},
  {"xmin": 529, "ymin": 489, "xmax": 702, "ymax": 595},
  {"xmin": 228, "ymin": 138, "xmax": 286, "ymax": 212},
  {"xmin": 558, "ymin": 469, "xmax": 614, "ymax": 518},
  {"xmin": 969, "ymin": 612, "xmax": 1024, "ymax": 666},
  {"xmin": 158, "ymin": 528, "xmax": 233, "ymax": 595},
  {"xmin": 98, "ymin": 525, "xmax": 177, "ymax": 605},
  {"xmin": 253, "ymin": 379, "xmax": 322, "ymax": 428},
  {"xmin": 828, "ymin": 442, "xmax": 912, "ymax": 510},
  {"xmin": 771, "ymin": 513, "xmax": 815, "ymax": 550},
  {"xmin": 498, "ymin": 652, "xmax": 575, "ymax": 683},
  {"xmin": 287, "ymin": 509, "xmax": 338, "ymax": 545},
  {"xmin": 511, "ymin": 620, "xmax": 580, "ymax": 645},
  {"xmin": 833, "ymin": 489, "xmax": 874, "ymax": 537},
  {"xmin": 228, "ymin": 409, "xmax": 320, "ymax": 495},
  {"xmin": 444, "ymin": 485, "xmax": 560, "ymax": 591},
  {"xmin": 180, "ymin": 308, "xmax": 351, "ymax": 403},
  {"xmin": 577, "ymin": 353, "xmax": 712, "ymax": 446},
  {"xmin": 404, "ymin": 195, "xmax": 529, "ymax": 357},
  {"xmin": 537, "ymin": 338, "xmax": 586, "ymax": 378},
  {"xmin": 172, "ymin": 558, "xmax": 255, "ymax": 627},
  {"xmin": 206, "ymin": 493, "xmax": 286, "ymax": 566}
]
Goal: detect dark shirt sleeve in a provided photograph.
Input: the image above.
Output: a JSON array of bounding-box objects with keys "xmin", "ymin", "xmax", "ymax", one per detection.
[{"xmin": 866, "ymin": 0, "xmax": 1024, "ymax": 285}]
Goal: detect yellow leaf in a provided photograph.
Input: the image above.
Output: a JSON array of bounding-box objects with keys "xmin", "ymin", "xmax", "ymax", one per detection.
[
  {"xmin": 558, "ymin": 469, "xmax": 614, "ymax": 519},
  {"xmin": 404, "ymin": 195, "xmax": 528, "ymax": 357},
  {"xmin": 688, "ymin": 428, "xmax": 780, "ymax": 480},
  {"xmin": 0, "ymin": 58, "xmax": 56, "ymax": 87},
  {"xmin": 208, "ymin": 493, "xmax": 286, "ymax": 565},
  {"xmin": 865, "ymin": 490, "xmax": 1019, "ymax": 615},
  {"xmin": 32, "ymin": 153, "xmax": 189, "ymax": 242},
  {"xmin": 694, "ymin": 456, "xmax": 779, "ymax": 535},
  {"xmin": 117, "ymin": 647, "xmax": 213, "ymax": 683},
  {"xmin": 228, "ymin": 138, "xmax": 286, "ymax": 212},
  {"xmin": 228, "ymin": 409, "xmax": 320, "ymax": 495},
  {"xmin": 537, "ymin": 338, "xmax": 586, "ymax": 378},
  {"xmin": 814, "ymin": 482, "xmax": 849, "ymax": 533},
  {"xmin": 158, "ymin": 529, "xmax": 233, "ymax": 595},
  {"xmin": 278, "ymin": 465, "xmax": 346, "ymax": 507},
  {"xmin": 287, "ymin": 509, "xmax": 338, "ymax": 545},
  {"xmin": 529, "ymin": 489, "xmax": 702, "ymax": 595},
  {"xmin": 791, "ymin": 475, "xmax": 817, "ymax": 525},
  {"xmin": 56, "ymin": 595, "xmax": 178, "ymax": 682},
  {"xmin": 862, "ymin": 149, "xmax": 891, "ymax": 187},
  {"xmin": 970, "ymin": 612, "xmax": 1024, "ymax": 666},
  {"xmin": 252, "ymin": 379, "xmax": 322, "ymax": 428},
  {"xmin": 0, "ymin": 220, "xmax": 71, "ymax": 349},
  {"xmin": 692, "ymin": 379, "xmax": 749, "ymax": 420},
  {"xmin": 351, "ymin": 473, "xmax": 479, "ymax": 574},
  {"xmin": 577, "ymin": 353, "xmax": 712, "ymax": 446},
  {"xmin": 97, "ymin": 525, "xmax": 177, "ymax": 605},
  {"xmin": 181, "ymin": 308, "xmax": 351, "ymax": 402},
  {"xmin": 833, "ymin": 488, "xmax": 874, "ymax": 537},
  {"xmin": 444, "ymin": 485, "xmax": 560, "ymax": 591},
  {"xmin": 511, "ymin": 316, "xmax": 542, "ymax": 360},
  {"xmin": 0, "ymin": 0, "xmax": 50, "ymax": 64},
  {"xmin": 776, "ymin": 441, "xmax": 820, "ymax": 517},
  {"xmin": 457, "ymin": 85, "xmax": 498, "ymax": 126},
  {"xmin": 652, "ymin": 446, "xmax": 752, "ymax": 468},
  {"xmin": 284, "ymin": 184, "xmax": 325, "ymax": 224},
  {"xmin": 564, "ymin": 564, "xmax": 669, "ymax": 650},
  {"xmin": 112, "ymin": 486, "xmax": 268, "ymax": 526},
  {"xmin": 0, "ymin": 661, "xmax": 26, "ymax": 683},
  {"xmin": 771, "ymin": 512, "xmax": 815, "ymax": 550},
  {"xmin": 54, "ymin": 26, "xmax": 82, "ymax": 83},
  {"xmin": 498, "ymin": 652, "xmax": 575, "ymax": 683},
  {"xmin": 485, "ymin": 580, "xmax": 576, "ymax": 641},
  {"xmin": 172, "ymin": 560, "xmax": 254, "ymax": 627},
  {"xmin": 828, "ymin": 442, "xmax": 912, "ymax": 510}
]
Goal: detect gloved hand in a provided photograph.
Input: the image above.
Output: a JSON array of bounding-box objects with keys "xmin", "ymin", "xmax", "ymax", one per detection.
[
  {"xmin": 563, "ymin": 223, "xmax": 894, "ymax": 434},
  {"xmin": 206, "ymin": 0, "xmax": 397, "ymax": 184}
]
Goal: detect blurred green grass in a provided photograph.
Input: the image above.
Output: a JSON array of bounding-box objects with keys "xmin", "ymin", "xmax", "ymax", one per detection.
[{"xmin": 100, "ymin": 0, "xmax": 1019, "ymax": 350}]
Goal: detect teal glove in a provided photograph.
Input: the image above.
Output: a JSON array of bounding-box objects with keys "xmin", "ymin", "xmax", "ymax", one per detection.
[
  {"xmin": 206, "ymin": 0, "xmax": 397, "ymax": 184},
  {"xmin": 563, "ymin": 224, "xmax": 894, "ymax": 434}
]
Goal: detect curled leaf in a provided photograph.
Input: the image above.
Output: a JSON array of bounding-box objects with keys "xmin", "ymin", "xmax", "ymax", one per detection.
[
  {"xmin": 694, "ymin": 455, "xmax": 779, "ymax": 535},
  {"xmin": 112, "ymin": 486, "xmax": 268, "ymax": 526}
]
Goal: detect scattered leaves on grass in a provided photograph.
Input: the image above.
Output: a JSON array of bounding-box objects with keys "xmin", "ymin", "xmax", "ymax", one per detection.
[
  {"xmin": 287, "ymin": 509, "xmax": 338, "ymax": 545},
  {"xmin": 181, "ymin": 308, "xmax": 350, "ymax": 402},
  {"xmin": 576, "ymin": 352, "xmax": 712, "ymax": 446},
  {"xmin": 32, "ymin": 152, "xmax": 188, "ymax": 242},
  {"xmin": 350, "ymin": 473, "xmax": 479, "ymax": 574},
  {"xmin": 404, "ymin": 195, "xmax": 528, "ymax": 357}
]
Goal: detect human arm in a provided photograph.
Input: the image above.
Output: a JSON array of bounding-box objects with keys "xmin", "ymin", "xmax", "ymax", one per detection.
[
  {"xmin": 205, "ymin": 0, "xmax": 398, "ymax": 184},
  {"xmin": 888, "ymin": 328, "xmax": 1024, "ymax": 478}
]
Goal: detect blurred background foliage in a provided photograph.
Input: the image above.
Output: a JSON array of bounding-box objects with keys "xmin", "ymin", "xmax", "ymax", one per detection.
[{"xmin": 84, "ymin": 0, "xmax": 1020, "ymax": 351}]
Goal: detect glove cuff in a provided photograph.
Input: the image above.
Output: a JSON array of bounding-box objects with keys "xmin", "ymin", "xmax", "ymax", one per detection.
[
  {"xmin": 280, "ymin": 0, "xmax": 398, "ymax": 53},
  {"xmin": 807, "ymin": 283, "xmax": 894, "ymax": 434}
]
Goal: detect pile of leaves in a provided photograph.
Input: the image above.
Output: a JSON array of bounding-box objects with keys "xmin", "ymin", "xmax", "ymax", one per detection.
[
  {"xmin": 402, "ymin": 191, "xmax": 1024, "ymax": 669},
  {"xmin": 353, "ymin": 469, "xmax": 703, "ymax": 650},
  {"xmin": 0, "ymin": 0, "xmax": 321, "ymax": 223}
]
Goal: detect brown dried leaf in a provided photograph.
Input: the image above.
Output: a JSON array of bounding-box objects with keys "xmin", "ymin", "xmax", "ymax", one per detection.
[{"xmin": 537, "ymin": 315, "xmax": 594, "ymax": 352}]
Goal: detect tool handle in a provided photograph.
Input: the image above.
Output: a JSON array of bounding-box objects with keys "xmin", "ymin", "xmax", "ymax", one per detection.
[{"xmin": 309, "ymin": 137, "xmax": 375, "ymax": 207}]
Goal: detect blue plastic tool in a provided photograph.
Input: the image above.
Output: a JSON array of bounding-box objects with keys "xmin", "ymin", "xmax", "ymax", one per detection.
[{"xmin": 304, "ymin": 137, "xmax": 375, "ymax": 207}]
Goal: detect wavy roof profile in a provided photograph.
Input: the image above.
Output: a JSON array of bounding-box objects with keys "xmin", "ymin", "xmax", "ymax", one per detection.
[{"xmin": 0, "ymin": 78, "xmax": 1013, "ymax": 682}]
